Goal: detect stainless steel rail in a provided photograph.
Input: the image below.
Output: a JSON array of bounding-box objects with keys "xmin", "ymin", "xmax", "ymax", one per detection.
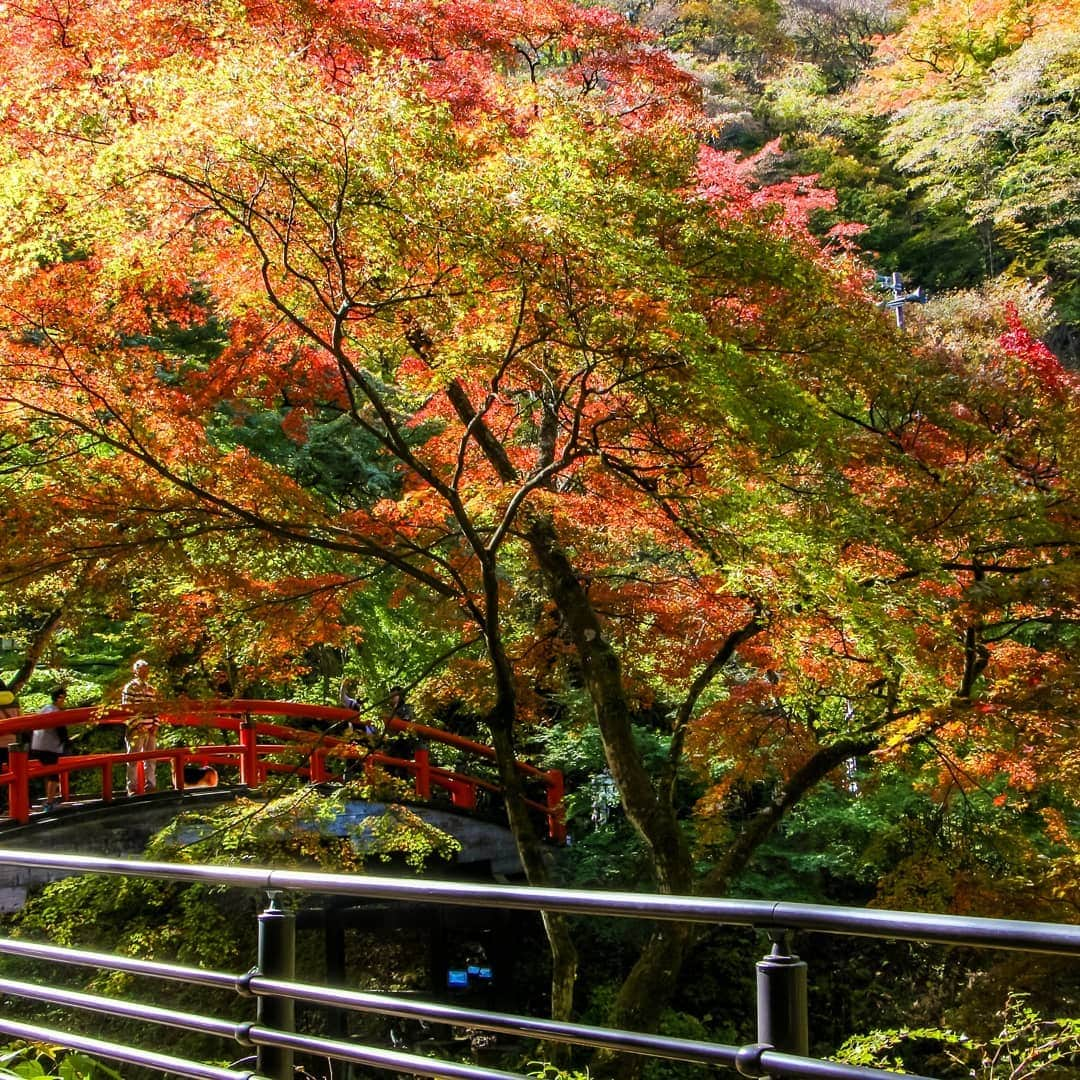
[
  {"xmin": 2, "ymin": 848, "xmax": 1071, "ymax": 1080},
  {"xmin": 0, "ymin": 1017, "xmax": 256, "ymax": 1080},
  {"xmin": 2, "ymin": 848, "xmax": 1078, "ymax": 955},
  {"xmin": 0, "ymin": 935, "xmax": 922, "ymax": 1077}
]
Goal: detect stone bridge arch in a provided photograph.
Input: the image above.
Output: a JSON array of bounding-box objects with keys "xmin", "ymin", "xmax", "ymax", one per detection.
[{"xmin": 0, "ymin": 787, "xmax": 523, "ymax": 910}]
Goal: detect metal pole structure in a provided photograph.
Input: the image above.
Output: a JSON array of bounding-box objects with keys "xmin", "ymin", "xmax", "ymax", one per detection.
[
  {"xmin": 256, "ymin": 891, "xmax": 295, "ymax": 1080},
  {"xmin": 890, "ymin": 271, "xmax": 906, "ymax": 329},
  {"xmin": 756, "ymin": 935, "xmax": 809, "ymax": 1059},
  {"xmin": 4, "ymin": 849, "xmax": 1080, "ymax": 956},
  {"xmin": 877, "ymin": 271, "xmax": 926, "ymax": 329}
]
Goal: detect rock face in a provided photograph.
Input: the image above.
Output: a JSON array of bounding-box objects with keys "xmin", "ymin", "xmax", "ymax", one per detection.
[{"xmin": 0, "ymin": 789, "xmax": 522, "ymax": 910}]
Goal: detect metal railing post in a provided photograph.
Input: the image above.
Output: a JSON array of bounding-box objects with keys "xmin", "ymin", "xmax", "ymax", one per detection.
[
  {"xmin": 756, "ymin": 934, "xmax": 808, "ymax": 1058},
  {"xmin": 256, "ymin": 891, "xmax": 295, "ymax": 1080}
]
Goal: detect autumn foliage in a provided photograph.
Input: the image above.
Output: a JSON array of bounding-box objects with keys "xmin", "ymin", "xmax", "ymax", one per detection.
[{"xmin": 0, "ymin": 0, "xmax": 1078, "ymax": 1038}]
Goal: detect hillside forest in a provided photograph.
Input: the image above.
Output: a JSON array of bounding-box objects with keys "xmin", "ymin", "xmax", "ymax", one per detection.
[{"xmin": 0, "ymin": 0, "xmax": 1077, "ymax": 1077}]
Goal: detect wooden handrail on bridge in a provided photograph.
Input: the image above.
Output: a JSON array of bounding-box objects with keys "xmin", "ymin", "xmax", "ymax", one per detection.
[{"xmin": 0, "ymin": 700, "xmax": 566, "ymax": 840}]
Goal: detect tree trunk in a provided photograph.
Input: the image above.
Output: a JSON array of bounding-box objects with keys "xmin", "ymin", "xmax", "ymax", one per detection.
[
  {"xmin": 600, "ymin": 737, "xmax": 886, "ymax": 1076},
  {"xmin": 525, "ymin": 515, "xmax": 693, "ymax": 894},
  {"xmin": 7, "ymin": 607, "xmax": 62, "ymax": 693},
  {"xmin": 703, "ymin": 734, "xmax": 882, "ymax": 893},
  {"xmin": 486, "ymin": 713, "xmax": 578, "ymax": 1059},
  {"xmin": 7, "ymin": 561, "xmax": 101, "ymax": 693},
  {"xmin": 525, "ymin": 514, "xmax": 699, "ymax": 1078},
  {"xmin": 436, "ymin": 380, "xmax": 581, "ymax": 1045},
  {"xmin": 599, "ymin": 921, "xmax": 698, "ymax": 1079}
]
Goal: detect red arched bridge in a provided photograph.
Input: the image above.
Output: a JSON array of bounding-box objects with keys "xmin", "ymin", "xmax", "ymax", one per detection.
[{"xmin": 0, "ymin": 701, "xmax": 565, "ymax": 840}]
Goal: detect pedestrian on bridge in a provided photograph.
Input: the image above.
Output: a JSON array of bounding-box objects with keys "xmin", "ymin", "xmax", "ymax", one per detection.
[
  {"xmin": 31, "ymin": 686, "xmax": 69, "ymax": 810},
  {"xmin": 0, "ymin": 679, "xmax": 20, "ymax": 771},
  {"xmin": 383, "ymin": 686, "xmax": 418, "ymax": 761},
  {"xmin": 121, "ymin": 659, "xmax": 160, "ymax": 795},
  {"xmin": 339, "ymin": 678, "xmax": 376, "ymax": 737}
]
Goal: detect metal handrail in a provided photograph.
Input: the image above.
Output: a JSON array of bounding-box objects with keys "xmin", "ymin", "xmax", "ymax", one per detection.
[
  {"xmin": 0, "ymin": 934, "xmax": 909, "ymax": 1074},
  {"xmin": 1, "ymin": 848, "xmax": 1077, "ymax": 955},
  {"xmin": 2, "ymin": 849, "xmax": 1074, "ymax": 1080},
  {"xmin": 0, "ymin": 1017, "xmax": 256, "ymax": 1080}
]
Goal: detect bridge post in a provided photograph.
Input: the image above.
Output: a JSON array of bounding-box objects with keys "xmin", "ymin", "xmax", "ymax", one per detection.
[
  {"xmin": 414, "ymin": 748, "xmax": 431, "ymax": 799},
  {"xmin": 755, "ymin": 934, "xmax": 808, "ymax": 1060},
  {"xmin": 240, "ymin": 715, "xmax": 259, "ymax": 787},
  {"xmin": 8, "ymin": 745, "xmax": 31, "ymax": 824},
  {"xmin": 449, "ymin": 778, "xmax": 476, "ymax": 810},
  {"xmin": 545, "ymin": 769, "xmax": 566, "ymax": 842},
  {"xmin": 256, "ymin": 891, "xmax": 295, "ymax": 1080}
]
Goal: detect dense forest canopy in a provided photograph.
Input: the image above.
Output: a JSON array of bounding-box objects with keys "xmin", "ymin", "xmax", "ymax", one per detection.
[
  {"xmin": 0, "ymin": 0, "xmax": 1077, "ymax": 1074},
  {"xmin": 629, "ymin": 0, "xmax": 1080, "ymax": 358}
]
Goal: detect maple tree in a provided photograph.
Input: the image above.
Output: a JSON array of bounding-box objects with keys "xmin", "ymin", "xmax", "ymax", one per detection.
[{"xmin": 0, "ymin": 0, "xmax": 1078, "ymax": 1061}]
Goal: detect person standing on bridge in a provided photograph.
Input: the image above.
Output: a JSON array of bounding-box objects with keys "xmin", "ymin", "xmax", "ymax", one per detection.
[
  {"xmin": 339, "ymin": 678, "xmax": 376, "ymax": 736},
  {"xmin": 0, "ymin": 679, "xmax": 20, "ymax": 771},
  {"xmin": 31, "ymin": 686, "xmax": 69, "ymax": 810},
  {"xmin": 121, "ymin": 659, "xmax": 159, "ymax": 795},
  {"xmin": 383, "ymin": 686, "xmax": 418, "ymax": 761}
]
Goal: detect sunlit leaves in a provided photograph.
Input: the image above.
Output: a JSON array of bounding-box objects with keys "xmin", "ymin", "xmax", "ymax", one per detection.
[{"xmin": 0, "ymin": 0, "xmax": 1076, "ymax": 916}]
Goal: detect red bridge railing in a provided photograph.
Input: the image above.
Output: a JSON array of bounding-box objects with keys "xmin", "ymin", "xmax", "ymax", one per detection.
[{"xmin": 0, "ymin": 700, "xmax": 565, "ymax": 840}]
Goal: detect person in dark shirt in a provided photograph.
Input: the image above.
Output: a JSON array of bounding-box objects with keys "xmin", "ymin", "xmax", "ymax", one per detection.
[
  {"xmin": 387, "ymin": 686, "xmax": 414, "ymax": 723},
  {"xmin": 383, "ymin": 686, "xmax": 418, "ymax": 761}
]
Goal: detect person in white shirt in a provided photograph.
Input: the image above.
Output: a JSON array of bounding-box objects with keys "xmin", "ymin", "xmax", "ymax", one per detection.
[
  {"xmin": 121, "ymin": 660, "xmax": 159, "ymax": 794},
  {"xmin": 31, "ymin": 687, "xmax": 69, "ymax": 809}
]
